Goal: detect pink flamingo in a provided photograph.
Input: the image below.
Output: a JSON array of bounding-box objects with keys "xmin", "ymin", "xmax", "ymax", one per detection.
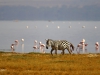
[
  {"xmin": 95, "ymin": 42, "xmax": 99, "ymax": 52},
  {"xmin": 33, "ymin": 40, "xmax": 38, "ymax": 51},
  {"xmin": 10, "ymin": 44, "xmax": 15, "ymax": 52},
  {"xmin": 76, "ymin": 39, "xmax": 88, "ymax": 54},
  {"xmin": 15, "ymin": 40, "xmax": 19, "ymax": 45},
  {"xmin": 39, "ymin": 42, "xmax": 45, "ymax": 53}
]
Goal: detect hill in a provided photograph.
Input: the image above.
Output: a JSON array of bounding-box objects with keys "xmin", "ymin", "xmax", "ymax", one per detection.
[{"xmin": 0, "ymin": 5, "xmax": 100, "ymax": 21}]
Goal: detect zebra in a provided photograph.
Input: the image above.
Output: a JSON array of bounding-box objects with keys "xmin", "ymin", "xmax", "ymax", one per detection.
[{"xmin": 46, "ymin": 39, "xmax": 74, "ymax": 55}]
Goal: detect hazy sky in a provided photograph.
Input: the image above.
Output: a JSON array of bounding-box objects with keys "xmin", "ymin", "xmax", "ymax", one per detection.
[{"xmin": 0, "ymin": 0, "xmax": 100, "ymax": 7}]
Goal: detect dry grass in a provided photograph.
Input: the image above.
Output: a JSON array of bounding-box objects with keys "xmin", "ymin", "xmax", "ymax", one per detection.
[{"xmin": 0, "ymin": 52, "xmax": 100, "ymax": 75}]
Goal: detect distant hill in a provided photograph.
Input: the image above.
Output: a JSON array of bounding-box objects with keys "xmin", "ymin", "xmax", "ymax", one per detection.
[{"xmin": 0, "ymin": 5, "xmax": 100, "ymax": 21}]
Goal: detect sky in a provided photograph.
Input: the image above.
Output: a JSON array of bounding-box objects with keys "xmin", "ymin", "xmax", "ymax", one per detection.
[{"xmin": 0, "ymin": 0, "xmax": 100, "ymax": 7}]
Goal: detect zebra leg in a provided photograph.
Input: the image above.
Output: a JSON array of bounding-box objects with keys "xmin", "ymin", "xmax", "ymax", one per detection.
[
  {"xmin": 55, "ymin": 47, "xmax": 58, "ymax": 55},
  {"xmin": 66, "ymin": 46, "xmax": 72, "ymax": 54},
  {"xmin": 62, "ymin": 50, "xmax": 65, "ymax": 55},
  {"xmin": 55, "ymin": 50, "xmax": 57, "ymax": 55},
  {"xmin": 51, "ymin": 49, "xmax": 54, "ymax": 55}
]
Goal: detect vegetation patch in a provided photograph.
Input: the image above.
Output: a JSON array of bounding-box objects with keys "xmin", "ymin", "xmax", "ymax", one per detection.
[{"xmin": 0, "ymin": 52, "xmax": 100, "ymax": 75}]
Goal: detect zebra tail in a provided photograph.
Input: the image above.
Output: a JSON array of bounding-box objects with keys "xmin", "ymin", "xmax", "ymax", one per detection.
[{"xmin": 70, "ymin": 43, "xmax": 74, "ymax": 51}]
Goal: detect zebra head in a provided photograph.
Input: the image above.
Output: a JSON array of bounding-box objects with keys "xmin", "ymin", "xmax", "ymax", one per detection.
[{"xmin": 45, "ymin": 39, "xmax": 52, "ymax": 49}]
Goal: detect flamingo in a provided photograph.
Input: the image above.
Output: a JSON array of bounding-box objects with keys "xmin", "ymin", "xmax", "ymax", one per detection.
[
  {"xmin": 95, "ymin": 42, "xmax": 99, "ymax": 52},
  {"xmin": 82, "ymin": 26, "xmax": 85, "ymax": 28},
  {"xmin": 21, "ymin": 38, "xmax": 24, "ymax": 42},
  {"xmin": 10, "ymin": 44, "xmax": 15, "ymax": 52},
  {"xmin": 26, "ymin": 26, "xmax": 28, "ymax": 28},
  {"xmin": 95, "ymin": 26, "xmax": 97, "ymax": 29},
  {"xmin": 76, "ymin": 39, "xmax": 88, "ymax": 54},
  {"xmin": 33, "ymin": 40, "xmax": 38, "ymax": 51},
  {"xmin": 39, "ymin": 42, "xmax": 45, "ymax": 53},
  {"xmin": 57, "ymin": 26, "xmax": 60, "ymax": 29},
  {"xmin": 15, "ymin": 40, "xmax": 19, "ymax": 45}
]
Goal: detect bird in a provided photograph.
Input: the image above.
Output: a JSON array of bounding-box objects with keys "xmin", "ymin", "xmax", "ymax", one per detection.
[
  {"xmin": 21, "ymin": 38, "xmax": 24, "ymax": 42},
  {"xmin": 95, "ymin": 26, "xmax": 97, "ymax": 29},
  {"xmin": 33, "ymin": 40, "xmax": 38, "ymax": 51},
  {"xmin": 57, "ymin": 26, "xmax": 60, "ymax": 29},
  {"xmin": 15, "ymin": 40, "xmax": 19, "ymax": 44},
  {"xmin": 95, "ymin": 42, "xmax": 99, "ymax": 52},
  {"xmin": 10, "ymin": 44, "xmax": 15, "ymax": 52},
  {"xmin": 39, "ymin": 42, "xmax": 45, "ymax": 53},
  {"xmin": 82, "ymin": 26, "xmax": 85, "ymax": 28},
  {"xmin": 76, "ymin": 39, "xmax": 88, "ymax": 54},
  {"xmin": 46, "ymin": 25, "xmax": 48, "ymax": 27},
  {"xmin": 26, "ymin": 26, "xmax": 28, "ymax": 28}
]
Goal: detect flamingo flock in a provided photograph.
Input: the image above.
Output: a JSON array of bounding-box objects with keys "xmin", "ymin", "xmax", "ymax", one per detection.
[
  {"xmin": 10, "ymin": 39, "xmax": 24, "ymax": 53},
  {"xmin": 76, "ymin": 39, "xmax": 99, "ymax": 54},
  {"xmin": 33, "ymin": 40, "xmax": 45, "ymax": 53},
  {"xmin": 10, "ymin": 39, "xmax": 46, "ymax": 53}
]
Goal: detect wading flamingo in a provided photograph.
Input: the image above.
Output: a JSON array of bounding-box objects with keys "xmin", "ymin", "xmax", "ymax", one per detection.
[
  {"xmin": 33, "ymin": 40, "xmax": 38, "ymax": 51},
  {"xmin": 95, "ymin": 42, "xmax": 99, "ymax": 52},
  {"xmin": 15, "ymin": 40, "xmax": 19, "ymax": 45},
  {"xmin": 10, "ymin": 44, "xmax": 15, "ymax": 52},
  {"xmin": 39, "ymin": 42, "xmax": 45, "ymax": 53},
  {"xmin": 76, "ymin": 39, "xmax": 88, "ymax": 54}
]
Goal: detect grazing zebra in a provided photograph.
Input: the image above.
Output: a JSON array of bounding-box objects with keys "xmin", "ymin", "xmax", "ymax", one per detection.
[{"xmin": 46, "ymin": 39, "xmax": 74, "ymax": 55}]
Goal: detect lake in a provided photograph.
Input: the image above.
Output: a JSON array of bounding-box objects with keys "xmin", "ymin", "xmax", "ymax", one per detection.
[{"xmin": 0, "ymin": 21, "xmax": 100, "ymax": 54}]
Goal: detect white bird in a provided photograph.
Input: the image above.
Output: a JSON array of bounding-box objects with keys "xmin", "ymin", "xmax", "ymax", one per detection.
[
  {"xmin": 57, "ymin": 26, "xmax": 60, "ymax": 29},
  {"xmin": 21, "ymin": 38, "xmax": 24, "ymax": 42},
  {"xmin": 95, "ymin": 26, "xmax": 97, "ymax": 29},
  {"xmin": 82, "ymin": 26, "xmax": 85, "ymax": 28},
  {"xmin": 10, "ymin": 44, "xmax": 15, "ymax": 52},
  {"xmin": 33, "ymin": 40, "xmax": 38, "ymax": 50},
  {"xmin": 39, "ymin": 42, "xmax": 45, "ymax": 53},
  {"xmin": 26, "ymin": 26, "xmax": 28, "ymax": 28},
  {"xmin": 46, "ymin": 25, "xmax": 48, "ymax": 27}
]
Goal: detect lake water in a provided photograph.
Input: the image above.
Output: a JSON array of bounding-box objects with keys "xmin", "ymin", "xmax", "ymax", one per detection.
[{"xmin": 0, "ymin": 21, "xmax": 100, "ymax": 54}]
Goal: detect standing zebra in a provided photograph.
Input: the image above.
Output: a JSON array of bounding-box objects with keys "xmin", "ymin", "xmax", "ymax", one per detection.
[{"xmin": 46, "ymin": 39, "xmax": 74, "ymax": 55}]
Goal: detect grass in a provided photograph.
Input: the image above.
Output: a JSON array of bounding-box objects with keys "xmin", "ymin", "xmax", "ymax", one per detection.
[{"xmin": 0, "ymin": 52, "xmax": 100, "ymax": 75}]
